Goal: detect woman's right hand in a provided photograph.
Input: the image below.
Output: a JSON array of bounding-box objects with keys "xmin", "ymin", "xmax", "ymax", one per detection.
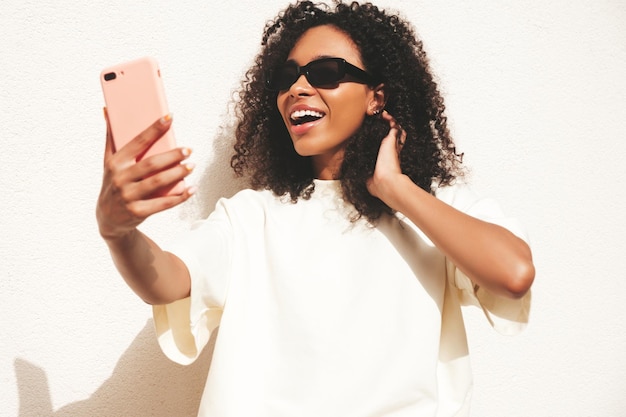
[{"xmin": 96, "ymin": 110, "xmax": 196, "ymax": 241}]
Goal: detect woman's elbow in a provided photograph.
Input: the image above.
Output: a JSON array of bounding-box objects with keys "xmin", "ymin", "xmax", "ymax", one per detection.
[{"xmin": 505, "ymin": 260, "xmax": 535, "ymax": 299}]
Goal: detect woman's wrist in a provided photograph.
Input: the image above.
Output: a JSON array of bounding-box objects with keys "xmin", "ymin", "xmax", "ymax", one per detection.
[
  {"xmin": 101, "ymin": 226, "xmax": 138, "ymax": 247},
  {"xmin": 377, "ymin": 174, "xmax": 416, "ymax": 212}
]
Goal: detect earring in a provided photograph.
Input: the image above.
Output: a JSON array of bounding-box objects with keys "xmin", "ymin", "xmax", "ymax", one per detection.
[{"xmin": 372, "ymin": 108, "xmax": 381, "ymax": 116}]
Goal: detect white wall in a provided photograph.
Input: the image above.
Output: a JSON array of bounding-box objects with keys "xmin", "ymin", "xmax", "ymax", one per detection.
[{"xmin": 1, "ymin": 0, "xmax": 625, "ymax": 416}]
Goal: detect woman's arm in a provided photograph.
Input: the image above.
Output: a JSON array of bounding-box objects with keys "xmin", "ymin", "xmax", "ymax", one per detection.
[
  {"xmin": 96, "ymin": 112, "xmax": 195, "ymax": 304},
  {"xmin": 367, "ymin": 112, "xmax": 535, "ymax": 299},
  {"xmin": 102, "ymin": 229, "xmax": 191, "ymax": 305}
]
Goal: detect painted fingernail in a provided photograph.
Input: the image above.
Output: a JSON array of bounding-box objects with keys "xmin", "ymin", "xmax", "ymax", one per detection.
[
  {"xmin": 185, "ymin": 162, "xmax": 196, "ymax": 171},
  {"xmin": 187, "ymin": 186, "xmax": 198, "ymax": 195},
  {"xmin": 160, "ymin": 114, "xmax": 173, "ymax": 124},
  {"xmin": 181, "ymin": 147, "xmax": 192, "ymax": 157}
]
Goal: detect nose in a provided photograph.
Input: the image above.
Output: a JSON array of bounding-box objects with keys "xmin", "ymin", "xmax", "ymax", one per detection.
[{"xmin": 288, "ymin": 73, "xmax": 314, "ymax": 96}]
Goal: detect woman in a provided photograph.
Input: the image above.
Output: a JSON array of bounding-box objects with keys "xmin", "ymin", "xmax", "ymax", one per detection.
[{"xmin": 97, "ymin": 1, "xmax": 534, "ymax": 416}]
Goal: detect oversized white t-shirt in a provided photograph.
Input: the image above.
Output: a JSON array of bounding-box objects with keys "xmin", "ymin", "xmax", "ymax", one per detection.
[{"xmin": 153, "ymin": 180, "xmax": 531, "ymax": 417}]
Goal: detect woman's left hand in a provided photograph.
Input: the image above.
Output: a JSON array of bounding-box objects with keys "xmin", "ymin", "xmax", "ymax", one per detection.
[{"xmin": 366, "ymin": 111, "xmax": 407, "ymax": 205}]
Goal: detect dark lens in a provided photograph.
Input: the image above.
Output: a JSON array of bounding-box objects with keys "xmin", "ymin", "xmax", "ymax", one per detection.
[
  {"xmin": 308, "ymin": 59, "xmax": 342, "ymax": 86},
  {"xmin": 268, "ymin": 63, "xmax": 298, "ymax": 91},
  {"xmin": 104, "ymin": 72, "xmax": 117, "ymax": 81}
]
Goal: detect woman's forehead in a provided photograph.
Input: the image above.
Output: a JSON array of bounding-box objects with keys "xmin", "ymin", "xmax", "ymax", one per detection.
[{"xmin": 287, "ymin": 25, "xmax": 362, "ymax": 66}]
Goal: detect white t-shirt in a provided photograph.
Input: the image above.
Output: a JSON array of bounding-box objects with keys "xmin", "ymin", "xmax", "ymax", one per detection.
[{"xmin": 153, "ymin": 180, "xmax": 531, "ymax": 417}]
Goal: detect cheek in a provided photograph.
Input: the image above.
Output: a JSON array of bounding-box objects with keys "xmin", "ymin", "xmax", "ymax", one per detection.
[
  {"xmin": 276, "ymin": 94, "xmax": 288, "ymax": 123},
  {"xmin": 328, "ymin": 91, "xmax": 369, "ymax": 130}
]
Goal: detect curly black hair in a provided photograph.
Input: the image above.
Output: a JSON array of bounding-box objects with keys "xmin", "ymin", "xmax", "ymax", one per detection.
[{"xmin": 231, "ymin": 0, "xmax": 464, "ymax": 222}]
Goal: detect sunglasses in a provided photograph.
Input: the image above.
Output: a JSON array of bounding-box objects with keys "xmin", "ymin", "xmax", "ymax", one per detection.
[{"xmin": 264, "ymin": 57, "xmax": 378, "ymax": 91}]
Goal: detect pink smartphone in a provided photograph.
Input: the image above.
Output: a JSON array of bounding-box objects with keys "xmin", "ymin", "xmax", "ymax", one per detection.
[{"xmin": 100, "ymin": 56, "xmax": 185, "ymax": 196}]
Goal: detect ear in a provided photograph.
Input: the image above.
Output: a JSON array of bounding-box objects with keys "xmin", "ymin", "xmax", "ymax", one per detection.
[{"xmin": 367, "ymin": 83, "xmax": 387, "ymax": 116}]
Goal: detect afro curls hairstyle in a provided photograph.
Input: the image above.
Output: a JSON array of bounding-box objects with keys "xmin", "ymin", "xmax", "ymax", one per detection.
[{"xmin": 231, "ymin": 0, "xmax": 464, "ymax": 222}]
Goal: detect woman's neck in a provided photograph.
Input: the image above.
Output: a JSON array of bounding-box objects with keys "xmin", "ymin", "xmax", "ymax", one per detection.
[{"xmin": 312, "ymin": 152, "xmax": 344, "ymax": 180}]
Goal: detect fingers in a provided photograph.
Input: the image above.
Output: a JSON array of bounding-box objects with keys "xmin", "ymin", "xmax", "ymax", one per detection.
[
  {"xmin": 124, "ymin": 186, "xmax": 197, "ymax": 219},
  {"xmin": 395, "ymin": 126, "xmax": 407, "ymax": 154},
  {"xmin": 381, "ymin": 110, "xmax": 398, "ymax": 127},
  {"xmin": 97, "ymin": 180, "xmax": 196, "ymax": 240},
  {"xmin": 126, "ymin": 146, "xmax": 192, "ymax": 181},
  {"xmin": 113, "ymin": 114, "xmax": 174, "ymax": 166},
  {"xmin": 367, "ymin": 111, "xmax": 407, "ymax": 199},
  {"xmin": 103, "ymin": 110, "xmax": 172, "ymax": 171},
  {"xmin": 381, "ymin": 110, "xmax": 406, "ymax": 153},
  {"xmin": 111, "ymin": 147, "xmax": 195, "ymax": 199},
  {"xmin": 102, "ymin": 112, "xmax": 190, "ymax": 194},
  {"xmin": 98, "ymin": 149, "xmax": 196, "ymax": 237},
  {"xmin": 125, "ymin": 155, "xmax": 195, "ymax": 201}
]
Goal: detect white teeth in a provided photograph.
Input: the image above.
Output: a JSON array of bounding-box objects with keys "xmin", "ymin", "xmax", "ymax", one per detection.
[{"xmin": 290, "ymin": 109, "xmax": 324, "ymax": 120}]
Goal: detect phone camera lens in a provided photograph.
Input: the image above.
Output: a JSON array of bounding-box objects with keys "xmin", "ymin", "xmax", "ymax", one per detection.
[{"xmin": 104, "ymin": 72, "xmax": 117, "ymax": 81}]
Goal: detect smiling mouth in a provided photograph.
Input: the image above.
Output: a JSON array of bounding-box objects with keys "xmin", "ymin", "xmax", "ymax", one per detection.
[{"xmin": 290, "ymin": 109, "xmax": 325, "ymax": 126}]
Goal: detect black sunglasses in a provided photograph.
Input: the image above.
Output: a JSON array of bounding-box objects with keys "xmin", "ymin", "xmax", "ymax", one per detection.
[{"xmin": 264, "ymin": 57, "xmax": 378, "ymax": 91}]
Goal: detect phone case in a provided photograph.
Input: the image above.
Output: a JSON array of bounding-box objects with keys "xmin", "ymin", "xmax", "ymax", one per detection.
[{"xmin": 100, "ymin": 56, "xmax": 184, "ymax": 196}]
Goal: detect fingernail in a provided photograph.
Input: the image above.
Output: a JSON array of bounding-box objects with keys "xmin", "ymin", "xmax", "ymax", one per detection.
[
  {"xmin": 181, "ymin": 147, "xmax": 192, "ymax": 157},
  {"xmin": 187, "ymin": 186, "xmax": 198, "ymax": 195},
  {"xmin": 160, "ymin": 113, "xmax": 173, "ymax": 125},
  {"xmin": 185, "ymin": 162, "xmax": 196, "ymax": 172}
]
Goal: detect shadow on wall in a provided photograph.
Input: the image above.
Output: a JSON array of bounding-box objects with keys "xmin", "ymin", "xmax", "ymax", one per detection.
[
  {"xmin": 15, "ymin": 320, "xmax": 216, "ymax": 417},
  {"xmin": 180, "ymin": 116, "xmax": 249, "ymax": 222}
]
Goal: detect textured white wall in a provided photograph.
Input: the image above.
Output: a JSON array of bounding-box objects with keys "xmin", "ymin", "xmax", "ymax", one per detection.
[{"xmin": 1, "ymin": 0, "xmax": 625, "ymax": 416}]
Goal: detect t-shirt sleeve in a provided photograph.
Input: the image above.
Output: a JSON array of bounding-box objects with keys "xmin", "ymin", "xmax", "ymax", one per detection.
[
  {"xmin": 152, "ymin": 200, "xmax": 233, "ymax": 365},
  {"xmin": 439, "ymin": 184, "xmax": 532, "ymax": 336}
]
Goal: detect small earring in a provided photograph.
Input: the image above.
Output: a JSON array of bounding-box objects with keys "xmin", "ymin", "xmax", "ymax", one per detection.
[{"xmin": 372, "ymin": 109, "xmax": 381, "ymax": 116}]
